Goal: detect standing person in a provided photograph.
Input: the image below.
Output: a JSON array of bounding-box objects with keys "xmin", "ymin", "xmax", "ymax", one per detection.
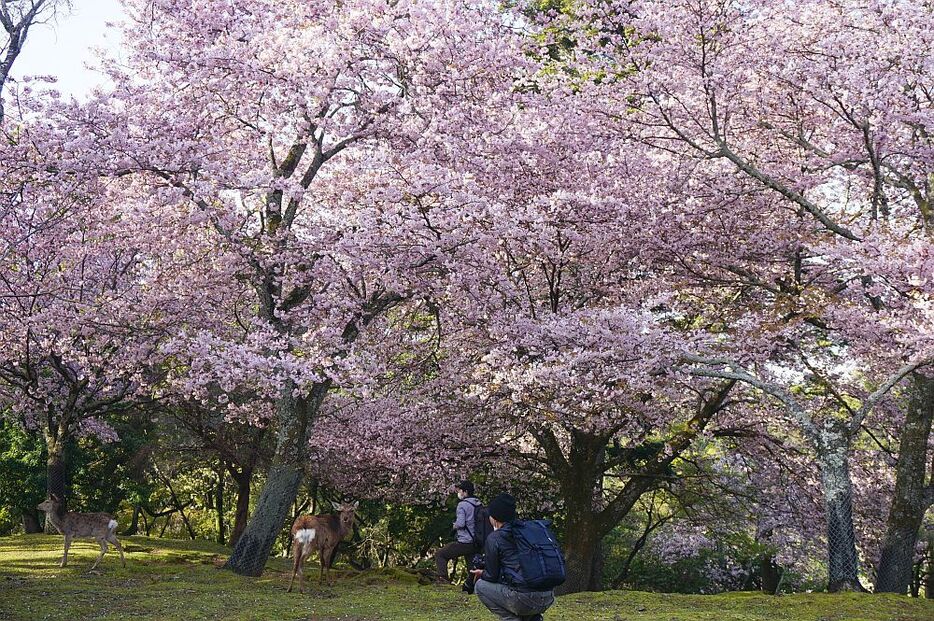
[
  {"xmin": 434, "ymin": 480, "xmax": 481, "ymax": 583},
  {"xmin": 470, "ymin": 493, "xmax": 558, "ymax": 621}
]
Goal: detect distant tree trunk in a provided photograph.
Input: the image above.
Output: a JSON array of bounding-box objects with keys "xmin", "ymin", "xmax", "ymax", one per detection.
[
  {"xmin": 926, "ymin": 538, "xmax": 933, "ymax": 599},
  {"xmin": 225, "ymin": 382, "xmax": 328, "ymax": 576},
  {"xmin": 610, "ymin": 541, "xmax": 641, "ymax": 589},
  {"xmin": 143, "ymin": 511, "xmax": 153, "ymax": 536},
  {"xmin": 910, "ymin": 559, "xmax": 923, "ymax": 597},
  {"xmin": 610, "ymin": 493, "xmax": 672, "ymax": 591},
  {"xmin": 760, "ymin": 554, "xmax": 781, "ymax": 594},
  {"xmin": 159, "ymin": 513, "xmax": 172, "ymax": 537},
  {"xmin": 229, "ymin": 467, "xmax": 253, "ymax": 547},
  {"xmin": 758, "ymin": 528, "xmax": 781, "ymax": 594},
  {"xmin": 924, "ymin": 539, "xmax": 934, "ymax": 599},
  {"xmin": 876, "ymin": 373, "xmax": 934, "ymax": 594},
  {"xmin": 160, "ymin": 469, "xmax": 197, "ymax": 540},
  {"xmin": 216, "ymin": 463, "xmax": 226, "ymax": 545},
  {"xmin": 21, "ymin": 510, "xmax": 42, "ymax": 534},
  {"xmin": 123, "ymin": 504, "xmax": 142, "ymax": 536},
  {"xmin": 817, "ymin": 421, "xmax": 865, "ymax": 592}
]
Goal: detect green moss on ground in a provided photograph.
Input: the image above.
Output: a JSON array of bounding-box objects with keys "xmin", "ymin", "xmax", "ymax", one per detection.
[{"xmin": 0, "ymin": 535, "xmax": 930, "ymax": 621}]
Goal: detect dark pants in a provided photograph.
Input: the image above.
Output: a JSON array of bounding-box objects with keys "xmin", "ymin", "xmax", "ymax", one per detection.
[
  {"xmin": 434, "ymin": 541, "xmax": 477, "ymax": 581},
  {"xmin": 475, "ymin": 579, "xmax": 555, "ymax": 621}
]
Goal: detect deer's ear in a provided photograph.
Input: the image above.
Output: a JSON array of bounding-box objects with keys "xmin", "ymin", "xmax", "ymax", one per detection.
[
  {"xmin": 351, "ymin": 501, "xmax": 359, "ymax": 509},
  {"xmin": 50, "ymin": 494, "xmax": 60, "ymax": 501},
  {"xmin": 331, "ymin": 501, "xmax": 341, "ymax": 511}
]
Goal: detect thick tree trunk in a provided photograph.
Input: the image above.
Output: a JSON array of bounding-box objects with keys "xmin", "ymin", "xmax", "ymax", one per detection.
[
  {"xmin": 556, "ymin": 431, "xmax": 607, "ymax": 595},
  {"xmin": 818, "ymin": 423, "xmax": 864, "ymax": 592},
  {"xmin": 548, "ymin": 385, "xmax": 735, "ymax": 595},
  {"xmin": 225, "ymin": 383, "xmax": 326, "ymax": 576},
  {"xmin": 875, "ymin": 373, "xmax": 934, "ymax": 594},
  {"xmin": 229, "ymin": 467, "xmax": 252, "ymax": 548},
  {"xmin": 224, "ymin": 462, "xmax": 302, "ymax": 575},
  {"xmin": 559, "ymin": 516, "xmax": 604, "ymax": 595},
  {"xmin": 44, "ymin": 435, "xmax": 67, "ymax": 533}
]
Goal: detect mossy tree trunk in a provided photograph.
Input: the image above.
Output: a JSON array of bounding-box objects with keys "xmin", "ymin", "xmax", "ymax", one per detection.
[
  {"xmin": 556, "ymin": 430, "xmax": 607, "ymax": 594},
  {"xmin": 225, "ymin": 382, "xmax": 328, "ymax": 576},
  {"xmin": 547, "ymin": 382, "xmax": 735, "ymax": 595},
  {"xmin": 876, "ymin": 373, "xmax": 934, "ymax": 594},
  {"xmin": 43, "ymin": 424, "xmax": 68, "ymax": 533},
  {"xmin": 817, "ymin": 420, "xmax": 865, "ymax": 593}
]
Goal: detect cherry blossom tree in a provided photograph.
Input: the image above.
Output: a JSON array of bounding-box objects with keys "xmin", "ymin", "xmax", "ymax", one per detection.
[
  {"xmin": 90, "ymin": 0, "xmax": 534, "ymax": 576},
  {"xmin": 0, "ymin": 95, "xmax": 161, "ymax": 515},
  {"xmin": 555, "ymin": 0, "xmax": 934, "ymax": 591},
  {"xmin": 354, "ymin": 85, "xmax": 749, "ymax": 592},
  {"xmin": 4, "ymin": 0, "xmax": 929, "ymax": 596}
]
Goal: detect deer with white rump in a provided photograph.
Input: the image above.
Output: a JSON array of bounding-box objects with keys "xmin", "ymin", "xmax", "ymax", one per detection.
[
  {"xmin": 37, "ymin": 494, "xmax": 126, "ymax": 570},
  {"xmin": 287, "ymin": 501, "xmax": 357, "ymax": 592}
]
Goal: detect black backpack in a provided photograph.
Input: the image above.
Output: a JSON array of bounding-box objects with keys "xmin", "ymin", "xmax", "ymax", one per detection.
[{"xmin": 466, "ymin": 499, "xmax": 494, "ymax": 549}]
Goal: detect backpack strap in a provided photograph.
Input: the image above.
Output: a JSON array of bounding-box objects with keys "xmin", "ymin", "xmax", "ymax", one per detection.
[
  {"xmin": 462, "ymin": 497, "xmax": 482, "ymax": 542},
  {"xmin": 499, "ymin": 523, "xmax": 525, "ymax": 588}
]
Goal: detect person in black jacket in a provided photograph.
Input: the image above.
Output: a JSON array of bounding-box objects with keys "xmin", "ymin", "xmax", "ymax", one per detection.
[{"xmin": 469, "ymin": 493, "xmax": 555, "ymax": 621}]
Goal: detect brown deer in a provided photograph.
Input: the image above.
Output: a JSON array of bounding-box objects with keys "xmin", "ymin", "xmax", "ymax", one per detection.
[
  {"xmin": 287, "ymin": 501, "xmax": 357, "ymax": 592},
  {"xmin": 36, "ymin": 494, "xmax": 126, "ymax": 570}
]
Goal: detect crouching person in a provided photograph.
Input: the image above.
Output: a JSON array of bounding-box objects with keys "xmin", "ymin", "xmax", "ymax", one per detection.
[{"xmin": 470, "ymin": 493, "xmax": 564, "ymax": 621}]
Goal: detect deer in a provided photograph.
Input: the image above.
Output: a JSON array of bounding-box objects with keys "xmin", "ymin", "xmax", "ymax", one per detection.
[
  {"xmin": 287, "ymin": 500, "xmax": 358, "ymax": 593},
  {"xmin": 36, "ymin": 494, "xmax": 126, "ymax": 571}
]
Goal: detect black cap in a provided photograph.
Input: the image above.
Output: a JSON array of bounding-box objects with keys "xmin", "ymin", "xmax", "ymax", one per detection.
[
  {"xmin": 455, "ymin": 480, "xmax": 475, "ymax": 496},
  {"xmin": 488, "ymin": 493, "xmax": 517, "ymax": 523}
]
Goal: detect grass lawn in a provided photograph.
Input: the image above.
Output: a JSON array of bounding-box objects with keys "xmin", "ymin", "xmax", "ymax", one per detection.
[{"xmin": 1, "ymin": 535, "xmax": 931, "ymax": 620}]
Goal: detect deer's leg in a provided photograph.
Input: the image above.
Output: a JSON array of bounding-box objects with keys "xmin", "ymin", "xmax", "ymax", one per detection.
[
  {"xmin": 287, "ymin": 542, "xmax": 303, "ymax": 593},
  {"xmin": 325, "ymin": 545, "xmax": 335, "ymax": 585},
  {"xmin": 108, "ymin": 534, "xmax": 126, "ymax": 568},
  {"xmin": 60, "ymin": 533, "xmax": 72, "ymax": 567},
  {"xmin": 287, "ymin": 553, "xmax": 298, "ymax": 593},
  {"xmin": 90, "ymin": 537, "xmax": 108, "ymax": 570},
  {"xmin": 299, "ymin": 548, "xmax": 309, "ymax": 594}
]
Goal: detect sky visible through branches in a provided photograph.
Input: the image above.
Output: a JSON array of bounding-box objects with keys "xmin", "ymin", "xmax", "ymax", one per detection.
[{"xmin": 11, "ymin": 0, "xmax": 123, "ymax": 97}]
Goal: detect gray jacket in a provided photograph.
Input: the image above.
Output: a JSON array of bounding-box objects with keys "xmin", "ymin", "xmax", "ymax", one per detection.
[{"xmin": 453, "ymin": 497, "xmax": 481, "ymax": 544}]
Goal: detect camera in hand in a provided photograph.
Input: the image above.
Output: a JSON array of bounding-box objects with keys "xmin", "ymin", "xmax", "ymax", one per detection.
[{"xmin": 462, "ymin": 553, "xmax": 486, "ymax": 594}]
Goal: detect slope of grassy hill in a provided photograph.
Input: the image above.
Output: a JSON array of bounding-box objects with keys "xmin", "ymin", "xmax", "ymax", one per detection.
[{"xmin": 1, "ymin": 535, "xmax": 931, "ymax": 621}]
